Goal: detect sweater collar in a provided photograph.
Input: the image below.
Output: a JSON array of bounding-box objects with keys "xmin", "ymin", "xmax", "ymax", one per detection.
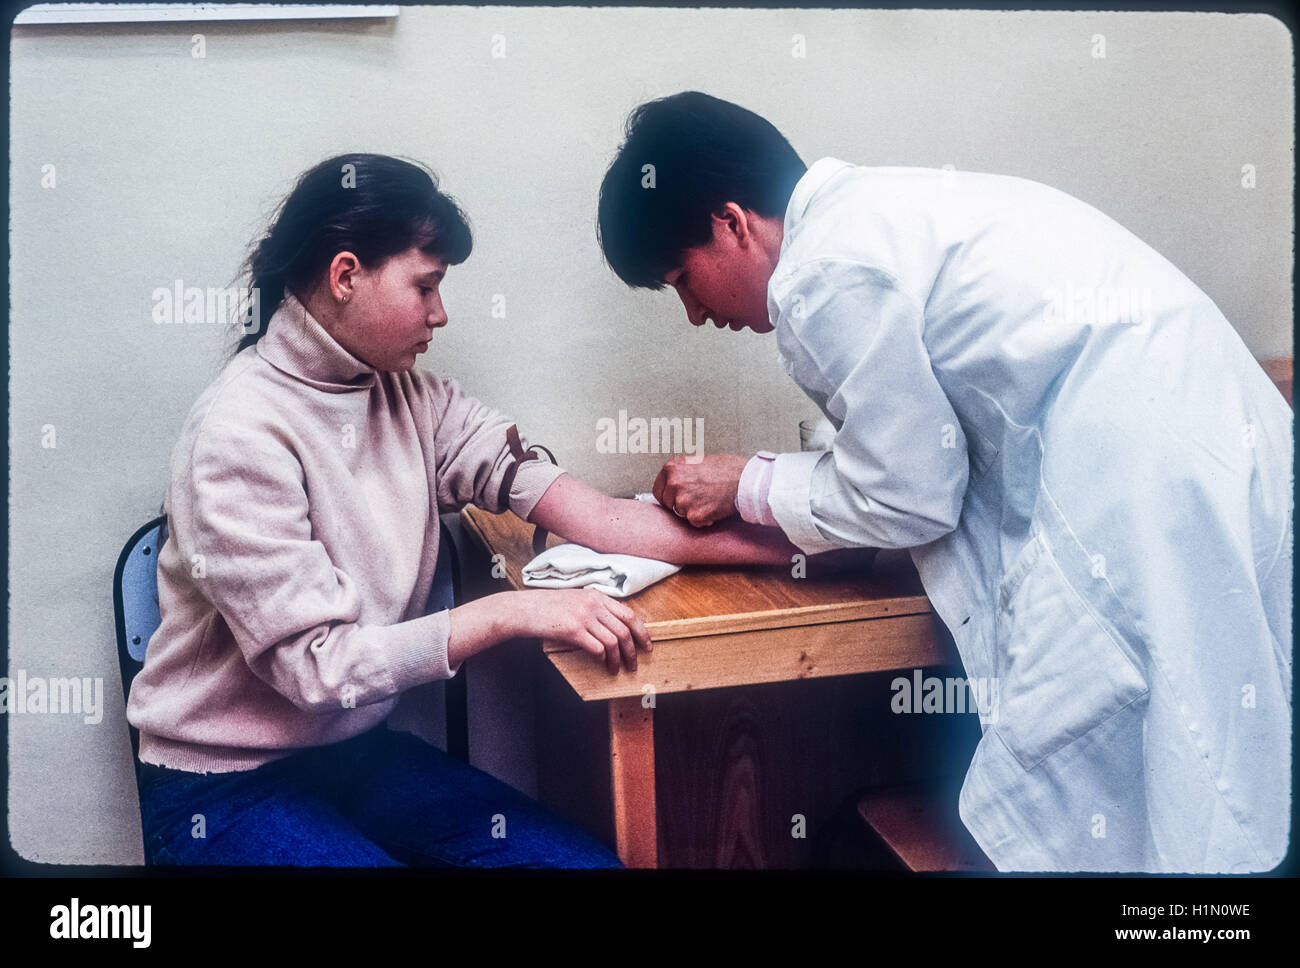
[
  {"xmin": 256, "ymin": 289, "xmax": 377, "ymax": 391},
  {"xmin": 784, "ymin": 156, "xmax": 854, "ymax": 235}
]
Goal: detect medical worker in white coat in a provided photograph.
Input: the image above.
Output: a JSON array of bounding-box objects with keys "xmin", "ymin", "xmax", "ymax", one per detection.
[{"xmin": 597, "ymin": 92, "xmax": 1292, "ymax": 873}]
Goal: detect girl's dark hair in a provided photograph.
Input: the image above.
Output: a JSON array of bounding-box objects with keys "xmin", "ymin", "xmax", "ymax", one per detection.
[
  {"xmin": 235, "ymin": 153, "xmax": 472, "ymax": 352},
  {"xmin": 597, "ymin": 91, "xmax": 806, "ymax": 290}
]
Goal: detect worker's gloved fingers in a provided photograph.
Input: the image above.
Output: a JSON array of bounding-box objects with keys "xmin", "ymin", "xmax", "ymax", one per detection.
[
  {"xmin": 656, "ymin": 457, "xmax": 692, "ymax": 515},
  {"xmin": 686, "ymin": 504, "xmax": 720, "ymax": 528},
  {"xmin": 664, "ymin": 485, "xmax": 683, "ymax": 516},
  {"xmin": 651, "ymin": 463, "xmax": 673, "ymax": 507}
]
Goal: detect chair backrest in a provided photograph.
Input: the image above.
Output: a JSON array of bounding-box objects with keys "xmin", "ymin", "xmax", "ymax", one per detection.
[
  {"xmin": 112, "ymin": 514, "xmax": 168, "ymax": 763},
  {"xmin": 432, "ymin": 519, "xmax": 468, "ymax": 762},
  {"xmin": 427, "ymin": 519, "xmax": 460, "ymax": 614}
]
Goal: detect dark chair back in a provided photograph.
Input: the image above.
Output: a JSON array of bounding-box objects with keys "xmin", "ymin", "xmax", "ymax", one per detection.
[{"xmin": 112, "ymin": 515, "xmax": 168, "ymax": 765}]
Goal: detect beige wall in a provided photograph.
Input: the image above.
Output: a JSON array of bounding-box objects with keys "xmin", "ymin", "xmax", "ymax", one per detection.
[{"xmin": 8, "ymin": 6, "xmax": 1293, "ymax": 864}]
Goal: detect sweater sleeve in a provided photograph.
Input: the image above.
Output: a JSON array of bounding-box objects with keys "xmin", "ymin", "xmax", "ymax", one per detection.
[
  {"xmin": 180, "ymin": 419, "xmax": 457, "ymax": 713},
  {"xmin": 427, "ymin": 375, "xmax": 566, "ymax": 520}
]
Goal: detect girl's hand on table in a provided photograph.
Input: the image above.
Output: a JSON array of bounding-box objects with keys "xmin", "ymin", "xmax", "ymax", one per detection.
[{"xmin": 508, "ymin": 589, "xmax": 652, "ymax": 674}]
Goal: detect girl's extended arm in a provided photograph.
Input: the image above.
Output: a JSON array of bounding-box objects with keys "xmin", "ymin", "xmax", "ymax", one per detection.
[{"xmin": 527, "ymin": 472, "xmax": 801, "ymax": 566}]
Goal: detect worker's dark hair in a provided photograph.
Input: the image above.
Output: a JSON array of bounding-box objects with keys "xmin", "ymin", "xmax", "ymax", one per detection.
[
  {"xmin": 234, "ymin": 153, "xmax": 472, "ymax": 352},
  {"xmin": 597, "ymin": 91, "xmax": 806, "ymax": 290}
]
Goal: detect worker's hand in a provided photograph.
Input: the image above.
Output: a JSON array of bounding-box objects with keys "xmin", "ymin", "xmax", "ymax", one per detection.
[
  {"xmin": 652, "ymin": 454, "xmax": 748, "ymax": 528},
  {"xmin": 514, "ymin": 589, "xmax": 651, "ymax": 674}
]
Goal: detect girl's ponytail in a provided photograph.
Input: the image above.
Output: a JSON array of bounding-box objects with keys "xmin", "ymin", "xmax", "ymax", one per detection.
[{"xmin": 236, "ymin": 232, "xmax": 291, "ymax": 353}]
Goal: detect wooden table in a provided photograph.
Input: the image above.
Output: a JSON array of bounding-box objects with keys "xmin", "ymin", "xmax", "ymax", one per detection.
[{"xmin": 459, "ymin": 506, "xmax": 960, "ymax": 868}]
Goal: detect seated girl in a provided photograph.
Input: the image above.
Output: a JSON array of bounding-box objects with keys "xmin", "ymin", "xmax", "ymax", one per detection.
[{"xmin": 125, "ymin": 153, "xmax": 800, "ymax": 868}]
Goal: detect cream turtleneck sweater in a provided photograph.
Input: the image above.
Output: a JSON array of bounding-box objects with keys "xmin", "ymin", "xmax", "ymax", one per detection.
[{"xmin": 126, "ymin": 291, "xmax": 564, "ymax": 772}]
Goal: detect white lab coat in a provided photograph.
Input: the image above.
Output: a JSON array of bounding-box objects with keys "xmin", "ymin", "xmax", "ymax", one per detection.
[{"xmin": 764, "ymin": 158, "xmax": 1292, "ymax": 872}]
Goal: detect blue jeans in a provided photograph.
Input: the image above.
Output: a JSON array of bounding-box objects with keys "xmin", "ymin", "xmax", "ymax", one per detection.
[{"xmin": 136, "ymin": 724, "xmax": 622, "ymax": 868}]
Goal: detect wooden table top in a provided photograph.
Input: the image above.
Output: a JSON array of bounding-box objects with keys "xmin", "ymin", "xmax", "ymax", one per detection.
[{"xmin": 459, "ymin": 505, "xmax": 932, "ymax": 647}]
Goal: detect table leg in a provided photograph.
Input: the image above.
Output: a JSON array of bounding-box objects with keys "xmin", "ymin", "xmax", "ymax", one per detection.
[{"xmin": 608, "ymin": 696, "xmax": 657, "ymax": 868}]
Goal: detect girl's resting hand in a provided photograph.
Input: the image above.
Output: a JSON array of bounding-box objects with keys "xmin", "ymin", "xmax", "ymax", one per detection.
[{"xmin": 508, "ymin": 588, "xmax": 652, "ymax": 675}]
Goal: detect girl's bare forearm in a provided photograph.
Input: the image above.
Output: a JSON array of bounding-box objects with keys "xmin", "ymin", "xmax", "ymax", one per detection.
[
  {"xmin": 446, "ymin": 593, "xmax": 516, "ymax": 669},
  {"xmin": 529, "ymin": 473, "xmax": 799, "ymax": 565}
]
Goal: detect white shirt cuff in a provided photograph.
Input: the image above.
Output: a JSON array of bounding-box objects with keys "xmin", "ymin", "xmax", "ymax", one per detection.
[
  {"xmin": 768, "ymin": 450, "xmax": 845, "ymax": 556},
  {"xmin": 736, "ymin": 455, "xmax": 778, "ymax": 525}
]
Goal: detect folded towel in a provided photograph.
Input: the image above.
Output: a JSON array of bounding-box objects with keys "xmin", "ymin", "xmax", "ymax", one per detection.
[{"xmin": 522, "ymin": 543, "xmax": 681, "ymax": 598}]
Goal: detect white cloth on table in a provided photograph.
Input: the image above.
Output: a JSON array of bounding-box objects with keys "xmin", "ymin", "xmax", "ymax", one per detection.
[{"xmin": 521, "ymin": 543, "xmax": 680, "ymax": 598}]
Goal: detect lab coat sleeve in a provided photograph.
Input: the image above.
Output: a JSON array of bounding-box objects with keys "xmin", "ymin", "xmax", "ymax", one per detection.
[{"xmin": 766, "ymin": 259, "xmax": 969, "ymax": 553}]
